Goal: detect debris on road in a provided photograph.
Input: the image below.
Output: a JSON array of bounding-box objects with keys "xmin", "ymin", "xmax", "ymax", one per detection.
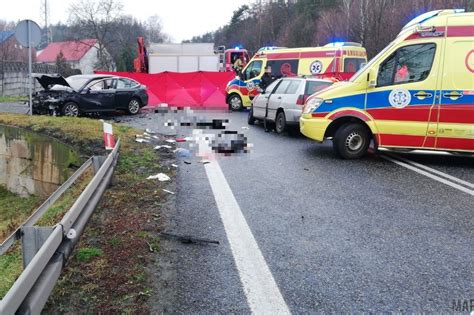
[
  {"xmin": 171, "ymin": 164, "xmax": 178, "ymax": 168},
  {"xmin": 146, "ymin": 241, "xmax": 154, "ymax": 252},
  {"xmin": 136, "ymin": 138, "xmax": 150, "ymax": 143},
  {"xmin": 184, "ymin": 161, "xmax": 192, "ymax": 165},
  {"xmin": 176, "ymin": 148, "xmax": 191, "ymax": 158},
  {"xmin": 154, "ymin": 145, "xmax": 173, "ymax": 150},
  {"xmin": 162, "ymin": 189, "xmax": 175, "ymax": 195},
  {"xmin": 159, "ymin": 232, "xmax": 220, "ymax": 245},
  {"xmin": 147, "ymin": 173, "xmax": 171, "ymax": 181}
]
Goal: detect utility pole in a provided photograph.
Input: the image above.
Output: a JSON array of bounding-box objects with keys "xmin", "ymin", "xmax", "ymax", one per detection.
[{"xmin": 40, "ymin": 0, "xmax": 52, "ymax": 48}]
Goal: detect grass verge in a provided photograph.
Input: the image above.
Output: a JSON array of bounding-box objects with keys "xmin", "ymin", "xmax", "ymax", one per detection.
[
  {"xmin": 0, "ymin": 113, "xmax": 175, "ymax": 313},
  {"xmin": 0, "ymin": 96, "xmax": 27, "ymax": 103},
  {"xmin": 0, "ymin": 186, "xmax": 41, "ymax": 241}
]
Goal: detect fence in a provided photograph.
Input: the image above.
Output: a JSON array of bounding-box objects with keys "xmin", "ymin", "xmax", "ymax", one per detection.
[
  {"xmin": 0, "ymin": 62, "xmax": 58, "ymax": 97},
  {"xmin": 0, "ymin": 139, "xmax": 120, "ymax": 314}
]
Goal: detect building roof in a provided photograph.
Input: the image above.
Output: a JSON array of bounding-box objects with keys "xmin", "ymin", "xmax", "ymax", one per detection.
[
  {"xmin": 37, "ymin": 39, "xmax": 98, "ymax": 62},
  {"xmin": 0, "ymin": 31, "xmax": 14, "ymax": 44}
]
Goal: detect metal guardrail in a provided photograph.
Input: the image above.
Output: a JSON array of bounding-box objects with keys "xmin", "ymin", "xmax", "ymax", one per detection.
[
  {"xmin": 0, "ymin": 158, "xmax": 93, "ymax": 256},
  {"xmin": 0, "ymin": 139, "xmax": 121, "ymax": 315}
]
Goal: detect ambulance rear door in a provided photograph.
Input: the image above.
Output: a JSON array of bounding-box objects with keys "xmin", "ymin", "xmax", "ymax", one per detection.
[{"xmin": 435, "ymin": 14, "xmax": 474, "ymax": 152}]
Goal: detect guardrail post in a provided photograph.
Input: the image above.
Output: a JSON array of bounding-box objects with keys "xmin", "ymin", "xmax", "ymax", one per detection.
[
  {"xmin": 21, "ymin": 227, "xmax": 54, "ymax": 268},
  {"xmin": 92, "ymin": 156, "xmax": 106, "ymax": 174}
]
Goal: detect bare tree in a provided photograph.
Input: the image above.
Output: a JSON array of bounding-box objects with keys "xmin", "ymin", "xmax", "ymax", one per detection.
[
  {"xmin": 145, "ymin": 15, "xmax": 169, "ymax": 44},
  {"xmin": 68, "ymin": 0, "xmax": 123, "ymax": 70}
]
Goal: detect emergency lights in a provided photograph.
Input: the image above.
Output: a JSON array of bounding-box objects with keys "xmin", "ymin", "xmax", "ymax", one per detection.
[{"xmin": 327, "ymin": 42, "xmax": 345, "ymax": 47}]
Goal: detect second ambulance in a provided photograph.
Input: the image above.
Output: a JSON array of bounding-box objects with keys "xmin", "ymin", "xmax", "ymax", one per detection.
[
  {"xmin": 300, "ymin": 9, "xmax": 474, "ymax": 158},
  {"xmin": 225, "ymin": 43, "xmax": 367, "ymax": 110}
]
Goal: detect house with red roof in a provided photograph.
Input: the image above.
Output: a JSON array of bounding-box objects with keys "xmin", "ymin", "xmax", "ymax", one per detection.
[
  {"xmin": 37, "ymin": 39, "xmax": 115, "ymax": 74},
  {"xmin": 0, "ymin": 31, "xmax": 34, "ymax": 62}
]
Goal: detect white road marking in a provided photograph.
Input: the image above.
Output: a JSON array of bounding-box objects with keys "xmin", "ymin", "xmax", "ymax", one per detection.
[
  {"xmin": 204, "ymin": 161, "xmax": 291, "ymax": 314},
  {"xmin": 381, "ymin": 155, "xmax": 474, "ymax": 196},
  {"xmin": 386, "ymin": 153, "xmax": 474, "ymax": 189}
]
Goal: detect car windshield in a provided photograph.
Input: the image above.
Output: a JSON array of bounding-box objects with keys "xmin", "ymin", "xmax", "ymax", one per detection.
[{"xmin": 66, "ymin": 76, "xmax": 90, "ymax": 91}]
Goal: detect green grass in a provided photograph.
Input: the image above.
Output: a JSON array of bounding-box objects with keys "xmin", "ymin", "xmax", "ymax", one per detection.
[
  {"xmin": 75, "ymin": 247, "xmax": 103, "ymax": 263},
  {"xmin": 0, "ymin": 96, "xmax": 27, "ymax": 103},
  {"xmin": 0, "ymin": 186, "xmax": 40, "ymax": 240},
  {"xmin": 0, "ymin": 249, "xmax": 23, "ymax": 298},
  {"xmin": 0, "ymin": 113, "xmax": 164, "ymax": 311}
]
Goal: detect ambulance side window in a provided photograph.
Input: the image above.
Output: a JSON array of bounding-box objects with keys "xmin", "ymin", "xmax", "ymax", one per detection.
[
  {"xmin": 377, "ymin": 43, "xmax": 436, "ymax": 87},
  {"xmin": 244, "ymin": 60, "xmax": 263, "ymax": 80}
]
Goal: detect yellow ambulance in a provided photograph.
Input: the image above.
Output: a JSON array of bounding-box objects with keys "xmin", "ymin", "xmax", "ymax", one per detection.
[
  {"xmin": 225, "ymin": 43, "xmax": 367, "ymax": 110},
  {"xmin": 300, "ymin": 9, "xmax": 474, "ymax": 159}
]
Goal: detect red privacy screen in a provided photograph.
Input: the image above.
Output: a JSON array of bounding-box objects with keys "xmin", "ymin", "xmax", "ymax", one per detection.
[{"xmin": 96, "ymin": 71, "xmax": 236, "ymax": 108}]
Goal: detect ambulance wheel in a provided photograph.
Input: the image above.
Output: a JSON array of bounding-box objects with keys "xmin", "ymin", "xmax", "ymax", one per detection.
[
  {"xmin": 228, "ymin": 94, "xmax": 243, "ymax": 111},
  {"xmin": 333, "ymin": 123, "xmax": 370, "ymax": 159},
  {"xmin": 248, "ymin": 107, "xmax": 255, "ymax": 125}
]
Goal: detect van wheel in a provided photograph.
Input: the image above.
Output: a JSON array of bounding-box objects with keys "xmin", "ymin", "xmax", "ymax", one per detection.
[
  {"xmin": 248, "ymin": 107, "xmax": 255, "ymax": 125},
  {"xmin": 275, "ymin": 111, "xmax": 286, "ymax": 134},
  {"xmin": 62, "ymin": 102, "xmax": 79, "ymax": 117},
  {"xmin": 228, "ymin": 94, "xmax": 243, "ymax": 111},
  {"xmin": 333, "ymin": 123, "xmax": 370, "ymax": 159}
]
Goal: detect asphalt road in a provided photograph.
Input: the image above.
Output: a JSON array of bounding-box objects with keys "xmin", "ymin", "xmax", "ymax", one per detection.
[
  {"xmin": 118, "ymin": 108, "xmax": 473, "ymax": 313},
  {"xmin": 3, "ymin": 105, "xmax": 470, "ymax": 313}
]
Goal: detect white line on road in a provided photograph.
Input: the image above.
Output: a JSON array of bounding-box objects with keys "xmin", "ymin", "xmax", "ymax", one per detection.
[
  {"xmin": 204, "ymin": 161, "xmax": 291, "ymax": 314},
  {"xmin": 385, "ymin": 153, "xmax": 474, "ymax": 189},
  {"xmin": 381, "ymin": 155, "xmax": 474, "ymax": 196}
]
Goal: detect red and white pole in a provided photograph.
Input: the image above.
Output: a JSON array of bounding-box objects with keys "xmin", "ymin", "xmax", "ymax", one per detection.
[{"xmin": 102, "ymin": 121, "xmax": 115, "ymax": 150}]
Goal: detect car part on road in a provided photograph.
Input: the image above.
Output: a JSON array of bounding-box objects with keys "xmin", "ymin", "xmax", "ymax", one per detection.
[
  {"xmin": 333, "ymin": 123, "xmax": 370, "ymax": 159},
  {"xmin": 62, "ymin": 102, "xmax": 79, "ymax": 117},
  {"xmin": 159, "ymin": 232, "xmax": 220, "ymax": 245},
  {"xmin": 228, "ymin": 94, "xmax": 243, "ymax": 111},
  {"xmin": 275, "ymin": 111, "xmax": 287, "ymax": 134}
]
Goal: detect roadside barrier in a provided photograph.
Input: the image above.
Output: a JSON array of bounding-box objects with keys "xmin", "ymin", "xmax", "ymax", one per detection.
[{"xmin": 0, "ymin": 139, "xmax": 120, "ymax": 315}]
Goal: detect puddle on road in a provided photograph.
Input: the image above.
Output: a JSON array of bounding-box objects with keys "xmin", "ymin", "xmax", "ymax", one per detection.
[{"xmin": 0, "ymin": 125, "xmax": 79, "ymax": 197}]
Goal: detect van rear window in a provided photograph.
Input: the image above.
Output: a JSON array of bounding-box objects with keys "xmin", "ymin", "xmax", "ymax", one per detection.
[{"xmin": 305, "ymin": 81, "xmax": 332, "ymax": 95}]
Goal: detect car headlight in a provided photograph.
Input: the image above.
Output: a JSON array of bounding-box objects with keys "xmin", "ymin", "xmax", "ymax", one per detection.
[{"xmin": 303, "ymin": 98, "xmax": 323, "ymax": 114}]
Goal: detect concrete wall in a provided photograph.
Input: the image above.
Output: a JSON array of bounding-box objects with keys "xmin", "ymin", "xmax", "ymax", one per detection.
[{"xmin": 0, "ymin": 62, "xmax": 57, "ymax": 97}]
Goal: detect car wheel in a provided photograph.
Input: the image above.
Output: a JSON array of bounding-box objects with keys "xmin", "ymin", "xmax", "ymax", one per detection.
[
  {"xmin": 228, "ymin": 94, "xmax": 243, "ymax": 111},
  {"xmin": 62, "ymin": 102, "xmax": 79, "ymax": 117},
  {"xmin": 275, "ymin": 111, "xmax": 287, "ymax": 134},
  {"xmin": 333, "ymin": 123, "xmax": 370, "ymax": 159},
  {"xmin": 127, "ymin": 98, "xmax": 141, "ymax": 115},
  {"xmin": 248, "ymin": 107, "xmax": 256, "ymax": 125}
]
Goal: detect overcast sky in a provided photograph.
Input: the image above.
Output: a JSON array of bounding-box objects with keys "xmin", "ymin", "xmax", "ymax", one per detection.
[{"xmin": 0, "ymin": 0, "xmax": 251, "ymax": 42}]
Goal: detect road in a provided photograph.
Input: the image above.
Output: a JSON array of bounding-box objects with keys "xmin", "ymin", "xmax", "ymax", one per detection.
[{"xmin": 120, "ymin": 108, "xmax": 473, "ymax": 313}]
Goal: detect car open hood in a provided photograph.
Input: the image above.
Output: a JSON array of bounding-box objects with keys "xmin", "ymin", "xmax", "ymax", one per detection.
[{"xmin": 34, "ymin": 74, "xmax": 71, "ymax": 90}]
